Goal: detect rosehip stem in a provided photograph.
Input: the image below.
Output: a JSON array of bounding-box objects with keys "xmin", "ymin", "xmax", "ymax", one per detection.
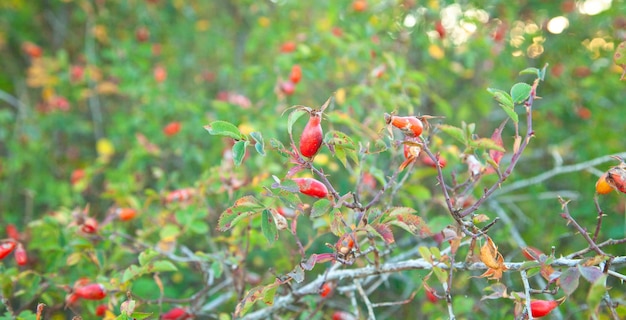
[{"xmin": 559, "ymin": 198, "xmax": 607, "ymax": 256}]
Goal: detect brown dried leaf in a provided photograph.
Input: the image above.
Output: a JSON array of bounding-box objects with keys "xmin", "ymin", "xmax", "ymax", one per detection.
[{"xmin": 479, "ymin": 236, "xmax": 508, "ymax": 280}]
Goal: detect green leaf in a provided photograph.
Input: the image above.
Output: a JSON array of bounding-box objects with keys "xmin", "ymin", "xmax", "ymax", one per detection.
[
  {"xmin": 211, "ymin": 260, "xmax": 223, "ymax": 278},
  {"xmin": 469, "ymin": 138, "xmax": 506, "ymax": 152},
  {"xmin": 261, "ymin": 209, "xmax": 278, "ymax": 245},
  {"xmin": 270, "ymin": 138, "xmax": 290, "ymax": 158},
  {"xmin": 330, "ymin": 209, "xmax": 344, "ymax": 236},
  {"xmin": 217, "ymin": 196, "xmax": 264, "ymax": 231},
  {"xmin": 418, "ymin": 246, "xmax": 433, "ymax": 264},
  {"xmin": 586, "ymin": 274, "xmax": 607, "ymax": 316},
  {"xmin": 487, "ymin": 88, "xmax": 518, "ymax": 123},
  {"xmin": 159, "ymin": 225, "xmax": 180, "ymax": 240},
  {"xmin": 128, "ymin": 313, "xmax": 152, "ymax": 320},
  {"xmin": 310, "ymin": 198, "xmax": 332, "ymax": 218},
  {"xmin": 525, "ymin": 266, "xmax": 541, "ymax": 279},
  {"xmin": 121, "ymin": 261, "xmax": 176, "ymax": 283},
  {"xmin": 510, "ymin": 83, "xmax": 532, "ymax": 104},
  {"xmin": 438, "ymin": 124, "xmax": 466, "ymax": 144},
  {"xmin": 500, "ymin": 104, "xmax": 519, "ymax": 123},
  {"xmin": 433, "ymin": 266, "xmax": 448, "ymax": 284},
  {"xmin": 324, "ymin": 130, "xmax": 356, "ymax": 149},
  {"xmin": 382, "ymin": 207, "xmax": 431, "ymax": 237},
  {"xmin": 487, "ymin": 88, "xmax": 514, "ymax": 109},
  {"xmin": 204, "ymin": 121, "xmax": 242, "ymax": 140},
  {"xmin": 232, "ymin": 140, "xmax": 249, "ymax": 166},
  {"xmin": 250, "ymin": 132, "xmax": 265, "ymax": 156},
  {"xmin": 235, "ymin": 281, "xmax": 281, "ymax": 317},
  {"xmin": 138, "ymin": 249, "xmax": 159, "ymax": 266},
  {"xmin": 288, "ymin": 109, "xmax": 307, "ymax": 136},
  {"xmin": 148, "ymin": 260, "xmax": 178, "ymax": 272},
  {"xmin": 519, "ymin": 67, "xmax": 540, "ymax": 77},
  {"xmin": 189, "ymin": 221, "xmax": 209, "ymax": 234}
]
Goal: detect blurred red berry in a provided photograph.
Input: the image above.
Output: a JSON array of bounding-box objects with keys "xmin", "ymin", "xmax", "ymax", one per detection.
[
  {"xmin": 70, "ymin": 65, "xmax": 84, "ymax": 82},
  {"xmin": 117, "ymin": 208, "xmax": 138, "ymax": 221},
  {"xmin": 71, "ymin": 169, "xmax": 85, "ymax": 185},
  {"xmin": 81, "ymin": 217, "xmax": 98, "ymax": 234},
  {"xmin": 280, "ymin": 41, "xmax": 297, "ymax": 53},
  {"xmin": 161, "ymin": 307, "xmax": 192, "ymax": 320},
  {"xmin": 320, "ymin": 283, "xmax": 333, "ymax": 298},
  {"xmin": 435, "ymin": 20, "xmax": 446, "ymax": 38},
  {"xmin": 136, "ymin": 26, "xmax": 150, "ymax": 42},
  {"xmin": 95, "ymin": 304, "xmax": 107, "ymax": 317},
  {"xmin": 6, "ymin": 224, "xmax": 21, "ymax": 241},
  {"xmin": 166, "ymin": 188, "xmax": 196, "ymax": 203},
  {"xmin": 154, "ymin": 65, "xmax": 167, "ymax": 83},
  {"xmin": 75, "ymin": 283, "xmax": 107, "ymax": 300},
  {"xmin": 163, "ymin": 121, "xmax": 182, "ymax": 136},
  {"xmin": 14, "ymin": 244, "xmax": 27, "ymax": 266},
  {"xmin": 0, "ymin": 241, "xmax": 17, "ymax": 259},
  {"xmin": 279, "ymin": 81, "xmax": 296, "ymax": 95},
  {"xmin": 22, "ymin": 42, "xmax": 43, "ymax": 58},
  {"xmin": 290, "ymin": 65, "xmax": 302, "ymax": 84},
  {"xmin": 352, "ymin": 0, "xmax": 367, "ymax": 12}
]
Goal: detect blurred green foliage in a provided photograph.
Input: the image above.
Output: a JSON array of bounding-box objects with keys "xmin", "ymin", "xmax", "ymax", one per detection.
[{"xmin": 0, "ymin": 0, "xmax": 625, "ymax": 319}]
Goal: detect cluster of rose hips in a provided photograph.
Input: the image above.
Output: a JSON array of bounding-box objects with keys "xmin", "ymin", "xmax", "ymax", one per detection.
[{"xmin": 0, "ymin": 224, "xmax": 28, "ymax": 266}]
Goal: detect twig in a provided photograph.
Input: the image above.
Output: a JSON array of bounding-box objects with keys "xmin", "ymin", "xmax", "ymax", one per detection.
[
  {"xmin": 241, "ymin": 255, "xmax": 626, "ymax": 319},
  {"xmin": 592, "ymin": 195, "xmax": 604, "ymax": 243},
  {"xmin": 494, "ymin": 153, "xmax": 626, "ymax": 196},
  {"xmin": 445, "ymin": 253, "xmax": 456, "ymax": 320},
  {"xmin": 0, "ymin": 89, "xmax": 27, "ymax": 111},
  {"xmin": 370, "ymin": 291, "xmax": 416, "ymax": 308},
  {"xmin": 566, "ymin": 238, "xmax": 626, "ymax": 258},
  {"xmin": 520, "ymin": 270, "xmax": 534, "ymax": 320},
  {"xmin": 559, "ymin": 197, "xmax": 606, "ymax": 256},
  {"xmin": 354, "ymin": 279, "xmax": 375, "ymax": 320}
]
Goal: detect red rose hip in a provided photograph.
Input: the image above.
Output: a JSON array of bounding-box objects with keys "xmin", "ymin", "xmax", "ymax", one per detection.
[{"xmin": 299, "ymin": 111, "xmax": 323, "ymax": 158}]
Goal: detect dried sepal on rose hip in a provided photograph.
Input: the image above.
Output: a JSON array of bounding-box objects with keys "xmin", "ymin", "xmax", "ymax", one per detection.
[
  {"xmin": 299, "ymin": 109, "xmax": 324, "ymax": 158},
  {"xmin": 293, "ymin": 178, "xmax": 328, "ymax": 198},
  {"xmin": 604, "ymin": 156, "xmax": 626, "ymax": 194}
]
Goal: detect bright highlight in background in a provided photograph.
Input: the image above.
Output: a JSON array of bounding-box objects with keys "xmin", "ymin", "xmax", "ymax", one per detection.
[
  {"xmin": 579, "ymin": 0, "xmax": 612, "ymax": 15},
  {"xmin": 547, "ymin": 16, "xmax": 570, "ymax": 34}
]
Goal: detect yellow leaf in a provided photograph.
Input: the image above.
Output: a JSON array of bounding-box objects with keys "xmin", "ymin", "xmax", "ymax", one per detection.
[
  {"xmin": 97, "ymin": 138, "xmax": 115, "ymax": 162},
  {"xmin": 103, "ymin": 310, "xmax": 117, "ymax": 320},
  {"xmin": 258, "ymin": 16, "xmax": 270, "ymax": 28},
  {"xmin": 335, "ymin": 88, "xmax": 346, "ymax": 105},
  {"xmin": 196, "ymin": 19, "xmax": 210, "ymax": 31},
  {"xmin": 428, "ymin": 44, "xmax": 445, "ymax": 60}
]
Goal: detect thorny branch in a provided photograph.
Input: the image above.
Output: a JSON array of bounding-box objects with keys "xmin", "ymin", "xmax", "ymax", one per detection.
[{"xmin": 241, "ymin": 256, "xmax": 626, "ymax": 320}]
